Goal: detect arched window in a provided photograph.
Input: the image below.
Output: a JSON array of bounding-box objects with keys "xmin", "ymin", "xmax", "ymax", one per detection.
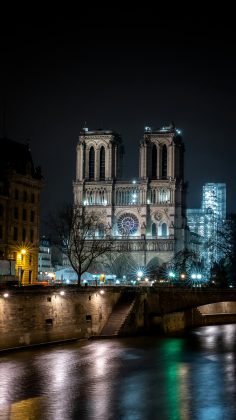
[
  {"xmin": 162, "ymin": 145, "xmax": 167, "ymax": 178},
  {"xmin": 161, "ymin": 223, "xmax": 167, "ymax": 237},
  {"xmin": 152, "ymin": 223, "xmax": 157, "ymax": 237},
  {"xmin": 152, "ymin": 144, "xmax": 157, "ymax": 179},
  {"xmin": 100, "ymin": 146, "xmax": 105, "ymax": 180},
  {"xmin": 89, "ymin": 147, "xmax": 95, "ymax": 180},
  {"xmin": 98, "ymin": 224, "xmax": 105, "ymax": 238}
]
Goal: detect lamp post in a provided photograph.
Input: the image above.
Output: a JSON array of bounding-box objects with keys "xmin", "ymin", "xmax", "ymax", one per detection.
[{"xmin": 18, "ymin": 248, "xmax": 27, "ymax": 286}]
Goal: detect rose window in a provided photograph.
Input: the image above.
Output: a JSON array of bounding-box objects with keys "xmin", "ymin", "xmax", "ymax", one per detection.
[{"xmin": 117, "ymin": 213, "xmax": 139, "ymax": 235}]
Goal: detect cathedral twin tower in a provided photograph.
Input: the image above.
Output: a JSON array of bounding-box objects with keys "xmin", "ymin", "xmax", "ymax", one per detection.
[{"xmin": 73, "ymin": 124, "xmax": 186, "ymax": 267}]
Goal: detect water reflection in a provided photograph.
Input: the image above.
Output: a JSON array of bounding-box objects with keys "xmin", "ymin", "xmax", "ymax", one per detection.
[{"xmin": 0, "ymin": 324, "xmax": 235, "ymax": 419}]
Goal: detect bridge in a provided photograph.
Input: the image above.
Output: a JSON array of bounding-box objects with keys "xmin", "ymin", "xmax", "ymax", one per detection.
[
  {"xmin": 141, "ymin": 287, "xmax": 236, "ymax": 334},
  {"xmin": 153, "ymin": 288, "xmax": 236, "ymax": 314},
  {"xmin": 102, "ymin": 287, "xmax": 236, "ymax": 336}
]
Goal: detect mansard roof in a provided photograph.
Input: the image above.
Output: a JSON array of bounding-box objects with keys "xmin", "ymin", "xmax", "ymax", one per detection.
[{"xmin": 0, "ymin": 137, "xmax": 42, "ymax": 180}]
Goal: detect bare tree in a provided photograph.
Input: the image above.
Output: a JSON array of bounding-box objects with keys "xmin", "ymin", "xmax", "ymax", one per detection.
[
  {"xmin": 167, "ymin": 249, "xmax": 204, "ymax": 281},
  {"xmin": 101, "ymin": 252, "xmax": 137, "ymax": 280},
  {"xmin": 48, "ymin": 204, "xmax": 115, "ymax": 285}
]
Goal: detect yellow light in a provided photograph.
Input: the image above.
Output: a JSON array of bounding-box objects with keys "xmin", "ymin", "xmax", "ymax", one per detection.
[
  {"xmin": 180, "ymin": 273, "xmax": 186, "ymax": 279},
  {"xmin": 21, "ymin": 249, "xmax": 27, "ymax": 255}
]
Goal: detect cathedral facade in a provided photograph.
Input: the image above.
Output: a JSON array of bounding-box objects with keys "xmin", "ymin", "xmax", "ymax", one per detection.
[{"xmin": 73, "ymin": 124, "xmax": 186, "ymax": 276}]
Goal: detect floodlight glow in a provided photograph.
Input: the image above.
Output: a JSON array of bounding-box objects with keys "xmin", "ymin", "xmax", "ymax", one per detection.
[
  {"xmin": 3, "ymin": 293, "xmax": 9, "ymax": 298},
  {"xmin": 132, "ymin": 180, "xmax": 136, "ymax": 184},
  {"xmin": 59, "ymin": 291, "xmax": 65, "ymax": 296},
  {"xmin": 103, "ymin": 200, "xmax": 107, "ymax": 206},
  {"xmin": 197, "ymin": 274, "xmax": 202, "ymax": 279},
  {"xmin": 100, "ymin": 290, "xmax": 105, "ymax": 294},
  {"xmin": 169, "ymin": 271, "xmax": 175, "ymax": 278},
  {"xmin": 21, "ymin": 249, "xmax": 26, "ymax": 255},
  {"xmin": 137, "ymin": 270, "xmax": 143, "ymax": 277},
  {"xmin": 191, "ymin": 274, "xmax": 197, "ymax": 279}
]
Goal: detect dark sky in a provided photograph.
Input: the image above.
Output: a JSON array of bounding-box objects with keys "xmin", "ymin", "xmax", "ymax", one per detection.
[{"xmin": 1, "ymin": 7, "xmax": 236, "ymax": 226}]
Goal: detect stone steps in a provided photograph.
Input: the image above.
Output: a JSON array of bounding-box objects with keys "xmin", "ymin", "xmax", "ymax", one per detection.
[{"xmin": 99, "ymin": 292, "xmax": 136, "ymax": 337}]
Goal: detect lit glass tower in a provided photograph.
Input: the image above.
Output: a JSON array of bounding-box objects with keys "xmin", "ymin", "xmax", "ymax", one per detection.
[
  {"xmin": 187, "ymin": 183, "xmax": 226, "ymax": 271},
  {"xmin": 202, "ymin": 183, "xmax": 226, "ymax": 266},
  {"xmin": 202, "ymin": 183, "xmax": 226, "ymax": 220}
]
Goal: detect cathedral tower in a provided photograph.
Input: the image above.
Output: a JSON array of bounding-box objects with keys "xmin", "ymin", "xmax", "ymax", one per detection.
[{"xmin": 73, "ymin": 123, "xmax": 186, "ymax": 277}]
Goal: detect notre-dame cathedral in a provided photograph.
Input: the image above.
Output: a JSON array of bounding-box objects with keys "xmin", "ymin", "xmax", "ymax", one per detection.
[{"xmin": 73, "ymin": 123, "xmax": 186, "ymax": 275}]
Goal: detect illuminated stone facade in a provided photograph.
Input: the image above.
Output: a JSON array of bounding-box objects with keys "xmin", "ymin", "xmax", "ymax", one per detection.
[
  {"xmin": 0, "ymin": 138, "xmax": 44, "ymax": 284},
  {"xmin": 73, "ymin": 124, "xmax": 186, "ymax": 274}
]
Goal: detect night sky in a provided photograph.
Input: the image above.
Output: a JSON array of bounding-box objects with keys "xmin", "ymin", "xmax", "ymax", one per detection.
[{"xmin": 1, "ymin": 7, "xmax": 236, "ymax": 227}]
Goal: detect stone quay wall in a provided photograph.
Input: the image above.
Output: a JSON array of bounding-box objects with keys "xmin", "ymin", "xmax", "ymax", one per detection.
[
  {"xmin": 1, "ymin": 287, "xmax": 236, "ymax": 351},
  {"xmin": 0, "ymin": 287, "xmax": 121, "ymax": 351}
]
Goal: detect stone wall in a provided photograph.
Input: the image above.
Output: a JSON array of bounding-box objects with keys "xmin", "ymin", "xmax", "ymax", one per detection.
[
  {"xmin": 0, "ymin": 287, "xmax": 121, "ymax": 351},
  {"xmin": 1, "ymin": 288, "xmax": 236, "ymax": 351}
]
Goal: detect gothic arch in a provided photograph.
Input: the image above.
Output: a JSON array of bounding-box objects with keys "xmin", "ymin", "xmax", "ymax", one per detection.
[
  {"xmin": 89, "ymin": 147, "xmax": 95, "ymax": 180},
  {"xmin": 100, "ymin": 146, "xmax": 105, "ymax": 180},
  {"xmin": 152, "ymin": 223, "xmax": 157, "ymax": 237},
  {"xmin": 161, "ymin": 144, "xmax": 167, "ymax": 178},
  {"xmin": 152, "ymin": 144, "xmax": 157, "ymax": 179},
  {"xmin": 158, "ymin": 222, "xmax": 168, "ymax": 238}
]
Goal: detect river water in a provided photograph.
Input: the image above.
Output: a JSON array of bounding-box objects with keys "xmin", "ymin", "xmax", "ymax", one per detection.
[{"xmin": 0, "ymin": 324, "xmax": 235, "ymax": 420}]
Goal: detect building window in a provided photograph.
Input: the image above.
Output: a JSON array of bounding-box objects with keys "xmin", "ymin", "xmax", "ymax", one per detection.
[
  {"xmin": 30, "ymin": 210, "xmax": 35, "ymax": 223},
  {"xmin": 117, "ymin": 213, "xmax": 139, "ymax": 236},
  {"xmin": 23, "ymin": 191, "xmax": 27, "ymax": 202},
  {"xmin": 89, "ymin": 147, "xmax": 95, "ymax": 180},
  {"xmin": 22, "ymin": 208, "xmax": 27, "ymax": 221},
  {"xmin": 22, "ymin": 228, "xmax": 26, "ymax": 241},
  {"xmin": 98, "ymin": 224, "xmax": 104, "ymax": 238},
  {"xmin": 13, "ymin": 227, "xmax": 18, "ymax": 241},
  {"xmin": 162, "ymin": 145, "xmax": 167, "ymax": 178},
  {"xmin": 15, "ymin": 189, "xmax": 19, "ymax": 200},
  {"xmin": 152, "ymin": 144, "xmax": 157, "ymax": 179},
  {"xmin": 31, "ymin": 193, "xmax": 35, "ymax": 203},
  {"xmin": 160, "ymin": 188, "xmax": 169, "ymax": 203},
  {"xmin": 30, "ymin": 229, "xmax": 34, "ymax": 242},
  {"xmin": 161, "ymin": 223, "xmax": 167, "ymax": 237},
  {"xmin": 0, "ymin": 204, "xmax": 4, "ymax": 218},
  {"xmin": 14, "ymin": 207, "xmax": 18, "ymax": 219},
  {"xmin": 0, "ymin": 225, "xmax": 2, "ymax": 239},
  {"xmin": 152, "ymin": 223, "xmax": 157, "ymax": 237},
  {"xmin": 100, "ymin": 146, "xmax": 105, "ymax": 180}
]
